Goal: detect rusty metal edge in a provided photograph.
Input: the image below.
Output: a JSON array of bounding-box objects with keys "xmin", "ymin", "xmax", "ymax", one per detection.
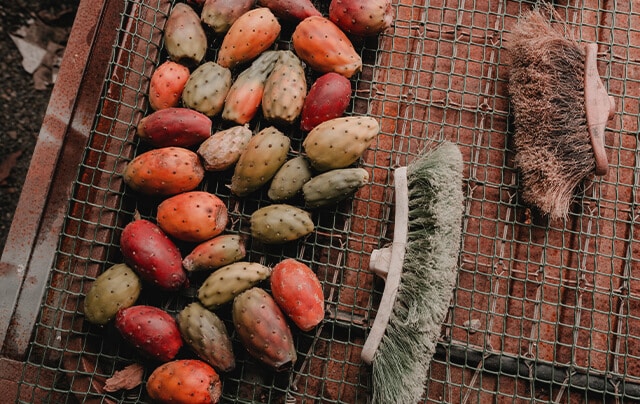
[{"xmin": 0, "ymin": 0, "xmax": 125, "ymax": 359}]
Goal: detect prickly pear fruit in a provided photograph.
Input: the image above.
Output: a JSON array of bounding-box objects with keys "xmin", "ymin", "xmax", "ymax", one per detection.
[
  {"xmin": 267, "ymin": 156, "xmax": 313, "ymax": 201},
  {"xmin": 303, "ymin": 167, "xmax": 369, "ymax": 208},
  {"xmin": 146, "ymin": 359, "xmax": 222, "ymax": 404},
  {"xmin": 198, "ymin": 261, "xmax": 272, "ymax": 309},
  {"xmin": 115, "ymin": 305, "xmax": 183, "ymax": 362},
  {"xmin": 137, "ymin": 107, "xmax": 212, "ymax": 148},
  {"xmin": 262, "ymin": 50, "xmax": 307, "ymax": 125},
  {"xmin": 182, "ymin": 62, "xmax": 232, "ymax": 117},
  {"xmin": 302, "ymin": 116, "xmax": 380, "ymax": 171},
  {"xmin": 257, "ymin": 0, "xmax": 321, "ymax": 21},
  {"xmin": 250, "ymin": 204, "xmax": 314, "ymax": 244},
  {"xmin": 177, "ymin": 302, "xmax": 236, "ymax": 372},
  {"xmin": 120, "ymin": 219, "xmax": 187, "ymax": 291},
  {"xmin": 292, "ymin": 16, "xmax": 362, "ymax": 78},
  {"xmin": 201, "ymin": 0, "xmax": 254, "ymax": 34},
  {"xmin": 329, "ymin": 0, "xmax": 393, "ymax": 37},
  {"xmin": 123, "ymin": 147, "xmax": 205, "ymax": 196},
  {"xmin": 148, "ymin": 61, "xmax": 190, "ymax": 111},
  {"xmin": 217, "ymin": 8, "xmax": 281, "ymax": 69},
  {"xmin": 300, "ymin": 72, "xmax": 352, "ymax": 131},
  {"xmin": 222, "ymin": 51, "xmax": 280, "ymax": 125},
  {"xmin": 197, "ymin": 125, "xmax": 252, "ymax": 171},
  {"xmin": 232, "ymin": 287, "xmax": 297, "ymax": 370},
  {"xmin": 83, "ymin": 263, "xmax": 141, "ymax": 325},
  {"xmin": 270, "ymin": 258, "xmax": 324, "ymax": 331},
  {"xmin": 156, "ymin": 191, "xmax": 228, "ymax": 243},
  {"xmin": 230, "ymin": 126, "xmax": 290, "ymax": 196},
  {"xmin": 164, "ymin": 3, "xmax": 207, "ymax": 65},
  {"xmin": 183, "ymin": 234, "xmax": 246, "ymax": 272}
]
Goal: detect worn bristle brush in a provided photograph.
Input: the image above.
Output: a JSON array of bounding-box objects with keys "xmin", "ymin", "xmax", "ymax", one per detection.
[
  {"xmin": 507, "ymin": 4, "xmax": 615, "ymax": 220},
  {"xmin": 361, "ymin": 141, "xmax": 465, "ymax": 404}
]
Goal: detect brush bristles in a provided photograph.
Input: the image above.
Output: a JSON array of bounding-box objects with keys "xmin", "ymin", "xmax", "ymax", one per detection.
[
  {"xmin": 371, "ymin": 141, "xmax": 464, "ymax": 404},
  {"xmin": 508, "ymin": 6, "xmax": 594, "ymax": 220}
]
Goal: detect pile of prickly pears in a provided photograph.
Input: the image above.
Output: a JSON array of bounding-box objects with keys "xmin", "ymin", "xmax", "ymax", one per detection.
[{"xmin": 83, "ymin": 0, "xmax": 393, "ymax": 402}]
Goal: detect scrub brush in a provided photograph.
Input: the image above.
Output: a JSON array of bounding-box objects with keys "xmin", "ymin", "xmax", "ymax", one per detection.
[
  {"xmin": 507, "ymin": 4, "xmax": 615, "ymax": 220},
  {"xmin": 361, "ymin": 141, "xmax": 465, "ymax": 404}
]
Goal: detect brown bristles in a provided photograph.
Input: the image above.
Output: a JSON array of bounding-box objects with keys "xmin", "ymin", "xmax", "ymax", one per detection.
[{"xmin": 507, "ymin": 6, "xmax": 594, "ymax": 220}]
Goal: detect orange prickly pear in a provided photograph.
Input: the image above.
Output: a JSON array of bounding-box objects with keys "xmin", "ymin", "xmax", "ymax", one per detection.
[
  {"xmin": 164, "ymin": 3, "xmax": 207, "ymax": 65},
  {"xmin": 292, "ymin": 16, "xmax": 362, "ymax": 78},
  {"xmin": 120, "ymin": 218, "xmax": 187, "ymax": 291},
  {"xmin": 257, "ymin": 0, "xmax": 321, "ymax": 21},
  {"xmin": 156, "ymin": 191, "xmax": 229, "ymax": 243},
  {"xmin": 216, "ymin": 7, "xmax": 281, "ymax": 69},
  {"xmin": 148, "ymin": 60, "xmax": 190, "ymax": 110},
  {"xmin": 222, "ymin": 51, "xmax": 280, "ymax": 125},
  {"xmin": 328, "ymin": 0, "xmax": 393, "ymax": 37},
  {"xmin": 270, "ymin": 258, "xmax": 324, "ymax": 331},
  {"xmin": 137, "ymin": 108, "xmax": 212, "ymax": 148},
  {"xmin": 300, "ymin": 72, "xmax": 352, "ymax": 131},
  {"xmin": 201, "ymin": 0, "xmax": 254, "ymax": 34},
  {"xmin": 232, "ymin": 287, "xmax": 297, "ymax": 370},
  {"xmin": 146, "ymin": 359, "xmax": 222, "ymax": 404},
  {"xmin": 123, "ymin": 147, "xmax": 205, "ymax": 196},
  {"xmin": 115, "ymin": 305, "xmax": 183, "ymax": 362}
]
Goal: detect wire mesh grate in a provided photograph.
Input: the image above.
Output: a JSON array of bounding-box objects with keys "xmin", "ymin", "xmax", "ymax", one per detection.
[{"xmin": 14, "ymin": 0, "xmax": 640, "ymax": 403}]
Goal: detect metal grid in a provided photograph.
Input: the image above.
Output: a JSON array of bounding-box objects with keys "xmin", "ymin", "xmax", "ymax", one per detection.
[{"xmin": 13, "ymin": 0, "xmax": 640, "ymax": 402}]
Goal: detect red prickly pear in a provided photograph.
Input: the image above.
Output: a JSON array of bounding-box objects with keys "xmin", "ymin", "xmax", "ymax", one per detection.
[
  {"xmin": 123, "ymin": 147, "xmax": 205, "ymax": 196},
  {"xmin": 300, "ymin": 72, "xmax": 352, "ymax": 131},
  {"xmin": 292, "ymin": 16, "xmax": 362, "ymax": 78},
  {"xmin": 137, "ymin": 107, "xmax": 212, "ymax": 148},
  {"xmin": 115, "ymin": 305, "xmax": 183, "ymax": 362},
  {"xmin": 329, "ymin": 0, "xmax": 393, "ymax": 37},
  {"xmin": 148, "ymin": 61, "xmax": 190, "ymax": 111},
  {"xmin": 257, "ymin": 0, "xmax": 322, "ymax": 21},
  {"xmin": 146, "ymin": 359, "xmax": 222, "ymax": 404},
  {"xmin": 201, "ymin": 0, "xmax": 254, "ymax": 34},
  {"xmin": 217, "ymin": 8, "xmax": 281, "ymax": 69},
  {"xmin": 120, "ymin": 219, "xmax": 187, "ymax": 291},
  {"xmin": 164, "ymin": 3, "xmax": 207, "ymax": 65},
  {"xmin": 156, "ymin": 191, "xmax": 229, "ymax": 243},
  {"xmin": 270, "ymin": 258, "xmax": 324, "ymax": 331},
  {"xmin": 232, "ymin": 287, "xmax": 297, "ymax": 370}
]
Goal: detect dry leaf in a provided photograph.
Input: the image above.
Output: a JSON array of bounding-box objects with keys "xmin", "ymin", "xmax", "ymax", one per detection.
[
  {"xmin": 0, "ymin": 150, "xmax": 23, "ymax": 185},
  {"xmin": 103, "ymin": 363, "xmax": 144, "ymax": 392}
]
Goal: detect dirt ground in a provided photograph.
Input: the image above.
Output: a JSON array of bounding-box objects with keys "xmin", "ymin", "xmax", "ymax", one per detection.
[{"xmin": 0, "ymin": 1, "xmax": 78, "ymax": 252}]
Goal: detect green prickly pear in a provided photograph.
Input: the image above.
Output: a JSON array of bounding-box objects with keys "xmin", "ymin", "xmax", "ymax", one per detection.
[
  {"xmin": 267, "ymin": 156, "xmax": 313, "ymax": 201},
  {"xmin": 197, "ymin": 261, "xmax": 272, "ymax": 309},
  {"xmin": 182, "ymin": 62, "xmax": 232, "ymax": 117},
  {"xmin": 250, "ymin": 204, "xmax": 314, "ymax": 244},
  {"xmin": 201, "ymin": 0, "xmax": 254, "ymax": 34},
  {"xmin": 232, "ymin": 287, "xmax": 297, "ymax": 370},
  {"xmin": 262, "ymin": 50, "xmax": 307, "ymax": 125},
  {"xmin": 177, "ymin": 302, "xmax": 236, "ymax": 372},
  {"xmin": 230, "ymin": 126, "xmax": 290, "ymax": 197},
  {"xmin": 302, "ymin": 167, "xmax": 369, "ymax": 208},
  {"xmin": 83, "ymin": 263, "xmax": 142, "ymax": 325},
  {"xmin": 302, "ymin": 116, "xmax": 380, "ymax": 171},
  {"xmin": 164, "ymin": 3, "xmax": 207, "ymax": 65}
]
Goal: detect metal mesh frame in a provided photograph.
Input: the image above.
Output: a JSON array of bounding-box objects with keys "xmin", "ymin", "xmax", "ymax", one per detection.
[{"xmin": 14, "ymin": 0, "xmax": 640, "ymax": 402}]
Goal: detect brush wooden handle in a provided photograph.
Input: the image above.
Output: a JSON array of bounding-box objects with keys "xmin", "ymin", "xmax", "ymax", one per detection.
[
  {"xmin": 361, "ymin": 166, "xmax": 408, "ymax": 365},
  {"xmin": 584, "ymin": 43, "xmax": 615, "ymax": 176}
]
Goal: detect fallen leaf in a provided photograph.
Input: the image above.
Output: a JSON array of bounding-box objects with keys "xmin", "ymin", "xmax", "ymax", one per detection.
[
  {"xmin": 102, "ymin": 363, "xmax": 145, "ymax": 392},
  {"xmin": 0, "ymin": 150, "xmax": 23, "ymax": 185}
]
